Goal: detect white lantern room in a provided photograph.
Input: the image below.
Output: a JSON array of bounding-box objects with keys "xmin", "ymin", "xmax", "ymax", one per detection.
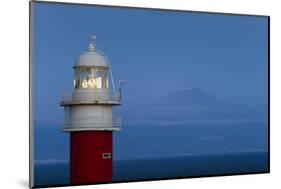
[{"xmin": 60, "ymin": 36, "xmax": 122, "ymax": 132}]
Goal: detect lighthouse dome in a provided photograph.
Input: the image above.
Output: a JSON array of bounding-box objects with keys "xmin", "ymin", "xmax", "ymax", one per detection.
[{"xmin": 74, "ymin": 40, "xmax": 109, "ymax": 68}]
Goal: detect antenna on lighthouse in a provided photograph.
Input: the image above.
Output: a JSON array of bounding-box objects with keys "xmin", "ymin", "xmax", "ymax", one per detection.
[
  {"xmin": 118, "ymin": 77, "xmax": 125, "ymax": 100},
  {"xmin": 88, "ymin": 35, "xmax": 97, "ymax": 51},
  {"xmin": 90, "ymin": 35, "xmax": 96, "ymax": 45}
]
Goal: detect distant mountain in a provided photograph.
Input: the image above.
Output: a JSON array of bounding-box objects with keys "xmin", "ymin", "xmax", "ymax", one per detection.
[
  {"xmin": 152, "ymin": 86, "xmax": 225, "ymax": 108},
  {"xmin": 118, "ymin": 86, "xmax": 267, "ymax": 123}
]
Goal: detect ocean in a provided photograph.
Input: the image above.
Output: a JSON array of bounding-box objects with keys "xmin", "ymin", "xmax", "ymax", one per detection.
[
  {"xmin": 34, "ymin": 121, "xmax": 268, "ymax": 187},
  {"xmin": 34, "ymin": 151, "xmax": 268, "ymax": 187}
]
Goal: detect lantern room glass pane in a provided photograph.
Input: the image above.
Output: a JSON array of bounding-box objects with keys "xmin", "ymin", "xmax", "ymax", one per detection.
[{"xmin": 74, "ymin": 67, "xmax": 108, "ymax": 89}]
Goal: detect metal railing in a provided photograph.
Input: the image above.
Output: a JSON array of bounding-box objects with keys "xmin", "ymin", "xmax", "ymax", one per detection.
[
  {"xmin": 112, "ymin": 116, "xmax": 122, "ymax": 128},
  {"xmin": 61, "ymin": 90, "xmax": 121, "ymax": 104}
]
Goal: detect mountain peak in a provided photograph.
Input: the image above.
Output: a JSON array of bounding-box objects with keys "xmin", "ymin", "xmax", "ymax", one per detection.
[{"xmin": 153, "ymin": 87, "xmax": 223, "ymax": 107}]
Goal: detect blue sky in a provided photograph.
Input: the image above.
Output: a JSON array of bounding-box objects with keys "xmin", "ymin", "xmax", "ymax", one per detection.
[{"xmin": 33, "ymin": 2, "xmax": 268, "ymax": 126}]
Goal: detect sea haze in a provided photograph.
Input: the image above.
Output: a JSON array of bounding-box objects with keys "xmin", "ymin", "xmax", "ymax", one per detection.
[{"xmin": 34, "ymin": 87, "xmax": 268, "ymax": 187}]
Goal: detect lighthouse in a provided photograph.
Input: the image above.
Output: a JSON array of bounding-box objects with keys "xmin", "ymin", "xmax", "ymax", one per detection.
[{"xmin": 60, "ymin": 36, "xmax": 123, "ymax": 184}]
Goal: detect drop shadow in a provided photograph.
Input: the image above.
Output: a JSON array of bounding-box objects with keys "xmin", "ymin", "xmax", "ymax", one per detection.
[{"xmin": 18, "ymin": 180, "xmax": 29, "ymax": 188}]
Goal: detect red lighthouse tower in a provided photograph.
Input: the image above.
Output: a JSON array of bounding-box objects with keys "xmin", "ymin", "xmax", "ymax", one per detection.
[{"xmin": 60, "ymin": 36, "xmax": 122, "ymax": 184}]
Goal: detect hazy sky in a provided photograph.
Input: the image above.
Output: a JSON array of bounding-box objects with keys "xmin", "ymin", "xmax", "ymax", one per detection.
[{"xmin": 33, "ymin": 2, "xmax": 268, "ymax": 126}]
